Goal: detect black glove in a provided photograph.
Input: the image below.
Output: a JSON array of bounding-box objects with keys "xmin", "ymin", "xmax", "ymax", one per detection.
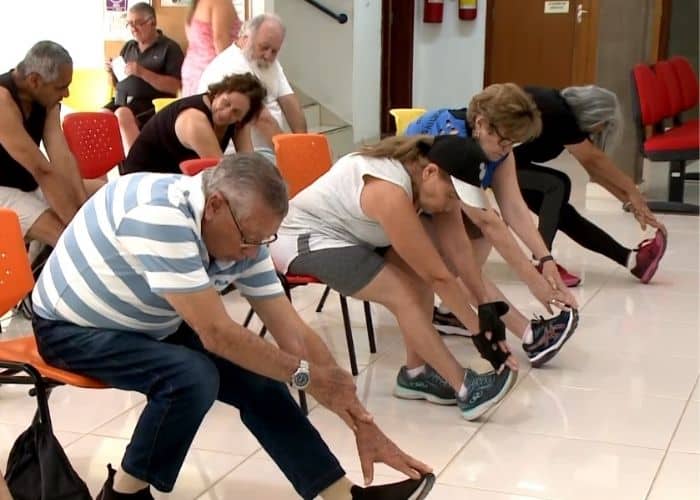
[{"xmin": 471, "ymin": 301, "xmax": 510, "ymax": 370}]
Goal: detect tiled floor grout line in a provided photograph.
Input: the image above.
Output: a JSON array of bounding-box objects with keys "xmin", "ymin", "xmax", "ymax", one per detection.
[
  {"xmin": 434, "ymin": 367, "xmax": 532, "ymax": 485},
  {"xmin": 437, "ymin": 482, "xmax": 553, "ymax": 500},
  {"xmin": 193, "ymin": 450, "xmax": 264, "ymax": 500},
  {"xmin": 643, "ymin": 374, "xmax": 699, "ymax": 500},
  {"xmin": 71, "ymin": 396, "xmax": 146, "ymax": 438}
]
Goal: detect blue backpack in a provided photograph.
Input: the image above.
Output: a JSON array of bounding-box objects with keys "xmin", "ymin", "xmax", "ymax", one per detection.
[
  {"xmin": 405, "ymin": 108, "xmax": 505, "ymax": 188},
  {"xmin": 405, "ymin": 108, "xmax": 469, "ymax": 137}
]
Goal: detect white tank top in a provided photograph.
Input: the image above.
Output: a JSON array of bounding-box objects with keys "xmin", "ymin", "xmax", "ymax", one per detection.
[{"xmin": 271, "ymin": 153, "xmax": 413, "ymax": 272}]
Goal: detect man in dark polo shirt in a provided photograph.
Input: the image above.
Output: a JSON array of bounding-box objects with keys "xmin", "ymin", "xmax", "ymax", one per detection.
[
  {"xmin": 0, "ymin": 41, "xmax": 102, "ymax": 248},
  {"xmin": 105, "ymin": 2, "xmax": 184, "ymax": 152}
]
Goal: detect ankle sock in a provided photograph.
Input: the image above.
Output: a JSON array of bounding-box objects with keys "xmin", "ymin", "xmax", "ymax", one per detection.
[
  {"xmin": 405, "ymin": 365, "xmax": 426, "ymax": 378},
  {"xmin": 114, "ymin": 467, "xmax": 148, "ymax": 494},
  {"xmin": 522, "ymin": 324, "xmax": 534, "ymax": 344},
  {"xmin": 458, "ymin": 382, "xmax": 468, "ymax": 399},
  {"xmin": 437, "ymin": 304, "xmax": 451, "ymax": 314},
  {"xmin": 320, "ymin": 476, "xmax": 353, "ymax": 500},
  {"xmin": 626, "ymin": 250, "xmax": 636, "ymax": 269}
]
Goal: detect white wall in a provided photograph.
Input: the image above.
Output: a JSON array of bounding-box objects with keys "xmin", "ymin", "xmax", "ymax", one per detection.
[
  {"xmin": 412, "ymin": 0, "xmax": 488, "ymax": 109},
  {"xmin": 275, "ymin": 0, "xmax": 354, "ymax": 125},
  {"xmin": 351, "ymin": 0, "xmax": 381, "ymax": 143},
  {"xmin": 0, "ymin": 0, "xmax": 107, "ymax": 70}
]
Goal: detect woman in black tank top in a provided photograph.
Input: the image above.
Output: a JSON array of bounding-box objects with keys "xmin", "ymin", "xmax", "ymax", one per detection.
[{"xmin": 121, "ymin": 72, "xmax": 266, "ymax": 174}]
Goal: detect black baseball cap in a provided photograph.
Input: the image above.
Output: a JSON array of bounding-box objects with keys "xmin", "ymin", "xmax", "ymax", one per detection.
[{"xmin": 424, "ymin": 135, "xmax": 489, "ymax": 208}]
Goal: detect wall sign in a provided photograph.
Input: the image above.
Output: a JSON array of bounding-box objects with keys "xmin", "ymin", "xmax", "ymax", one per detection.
[{"xmin": 544, "ymin": 1, "xmax": 570, "ymax": 14}]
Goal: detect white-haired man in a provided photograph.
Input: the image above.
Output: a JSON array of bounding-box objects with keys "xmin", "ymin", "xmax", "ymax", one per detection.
[{"xmin": 198, "ymin": 13, "xmax": 306, "ymax": 150}]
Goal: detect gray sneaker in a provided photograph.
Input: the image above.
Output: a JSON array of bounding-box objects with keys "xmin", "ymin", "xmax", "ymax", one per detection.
[
  {"xmin": 457, "ymin": 367, "xmax": 517, "ymax": 421},
  {"xmin": 393, "ymin": 365, "xmax": 457, "ymax": 405},
  {"xmin": 524, "ymin": 309, "xmax": 579, "ymax": 368}
]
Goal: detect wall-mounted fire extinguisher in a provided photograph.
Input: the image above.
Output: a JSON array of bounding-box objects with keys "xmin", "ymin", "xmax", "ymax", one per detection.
[
  {"xmin": 458, "ymin": 0, "xmax": 477, "ymax": 20},
  {"xmin": 423, "ymin": 0, "xmax": 444, "ymax": 23}
]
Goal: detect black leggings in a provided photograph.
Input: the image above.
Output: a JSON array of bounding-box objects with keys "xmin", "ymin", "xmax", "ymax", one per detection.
[{"xmin": 516, "ymin": 163, "xmax": 631, "ymax": 267}]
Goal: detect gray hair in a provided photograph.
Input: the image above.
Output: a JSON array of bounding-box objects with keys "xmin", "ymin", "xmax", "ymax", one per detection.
[
  {"xmin": 240, "ymin": 13, "xmax": 286, "ymax": 39},
  {"xmin": 129, "ymin": 2, "xmax": 156, "ymax": 21},
  {"xmin": 16, "ymin": 41, "xmax": 72, "ymax": 81},
  {"xmin": 561, "ymin": 85, "xmax": 623, "ymax": 152},
  {"xmin": 202, "ymin": 153, "xmax": 288, "ymax": 220}
]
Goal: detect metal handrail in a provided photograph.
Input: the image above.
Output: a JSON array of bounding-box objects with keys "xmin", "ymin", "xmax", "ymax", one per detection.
[{"xmin": 303, "ymin": 0, "xmax": 348, "ymax": 24}]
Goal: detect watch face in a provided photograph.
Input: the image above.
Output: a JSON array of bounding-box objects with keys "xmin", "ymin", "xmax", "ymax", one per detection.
[{"xmin": 293, "ymin": 372, "xmax": 310, "ymax": 388}]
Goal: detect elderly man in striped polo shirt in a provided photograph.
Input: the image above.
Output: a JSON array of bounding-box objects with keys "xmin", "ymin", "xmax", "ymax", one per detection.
[{"xmin": 30, "ymin": 153, "xmax": 435, "ymax": 500}]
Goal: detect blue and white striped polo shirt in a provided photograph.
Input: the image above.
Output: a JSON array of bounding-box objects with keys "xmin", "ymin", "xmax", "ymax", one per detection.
[{"xmin": 32, "ymin": 172, "xmax": 284, "ymax": 339}]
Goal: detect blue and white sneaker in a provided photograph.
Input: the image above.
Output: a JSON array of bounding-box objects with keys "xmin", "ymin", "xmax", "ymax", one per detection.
[
  {"xmin": 457, "ymin": 367, "xmax": 517, "ymax": 421},
  {"xmin": 524, "ymin": 309, "xmax": 579, "ymax": 368},
  {"xmin": 394, "ymin": 365, "xmax": 457, "ymax": 405}
]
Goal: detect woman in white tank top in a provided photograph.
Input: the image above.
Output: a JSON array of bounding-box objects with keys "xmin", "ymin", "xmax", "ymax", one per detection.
[{"xmin": 272, "ymin": 135, "xmax": 524, "ymax": 421}]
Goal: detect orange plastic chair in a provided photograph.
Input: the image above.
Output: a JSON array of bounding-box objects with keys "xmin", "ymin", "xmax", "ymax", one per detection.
[
  {"xmin": 62, "ymin": 112, "xmax": 125, "ymax": 179},
  {"xmin": 242, "ymin": 134, "xmax": 377, "ymax": 376},
  {"xmin": 272, "ymin": 133, "xmax": 333, "ymax": 198},
  {"xmin": 179, "ymin": 157, "xmax": 220, "ymax": 175},
  {"xmin": 0, "ymin": 209, "xmax": 107, "ymax": 429}
]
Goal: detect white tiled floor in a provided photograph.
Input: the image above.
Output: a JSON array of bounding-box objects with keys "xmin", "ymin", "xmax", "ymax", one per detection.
[{"xmin": 1, "ymin": 157, "xmax": 698, "ymax": 499}]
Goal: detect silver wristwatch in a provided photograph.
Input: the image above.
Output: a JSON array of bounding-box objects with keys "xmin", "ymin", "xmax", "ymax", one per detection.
[{"xmin": 290, "ymin": 359, "xmax": 310, "ymax": 390}]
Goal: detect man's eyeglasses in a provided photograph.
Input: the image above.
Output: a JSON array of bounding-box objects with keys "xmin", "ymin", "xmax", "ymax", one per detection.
[
  {"xmin": 225, "ymin": 199, "xmax": 278, "ymax": 247},
  {"xmin": 126, "ymin": 17, "xmax": 153, "ymax": 29}
]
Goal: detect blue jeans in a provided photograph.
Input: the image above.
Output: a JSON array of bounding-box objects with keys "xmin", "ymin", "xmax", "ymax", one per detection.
[{"xmin": 32, "ymin": 315, "xmax": 345, "ymax": 497}]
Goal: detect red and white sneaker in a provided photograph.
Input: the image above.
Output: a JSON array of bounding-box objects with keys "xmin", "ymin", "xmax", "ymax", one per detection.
[
  {"xmin": 630, "ymin": 229, "xmax": 667, "ymax": 284},
  {"xmin": 536, "ymin": 262, "xmax": 581, "ymax": 287}
]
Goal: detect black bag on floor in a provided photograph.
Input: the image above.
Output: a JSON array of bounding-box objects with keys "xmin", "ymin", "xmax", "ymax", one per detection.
[{"xmin": 4, "ymin": 419, "xmax": 91, "ymax": 500}]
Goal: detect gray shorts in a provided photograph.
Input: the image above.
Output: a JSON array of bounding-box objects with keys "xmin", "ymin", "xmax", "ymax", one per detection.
[
  {"xmin": 0, "ymin": 186, "xmax": 50, "ymax": 235},
  {"xmin": 288, "ymin": 244, "xmax": 388, "ymax": 296}
]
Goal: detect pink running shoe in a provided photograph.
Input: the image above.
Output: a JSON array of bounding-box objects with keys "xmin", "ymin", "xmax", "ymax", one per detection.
[
  {"xmin": 537, "ymin": 262, "xmax": 581, "ymax": 287},
  {"xmin": 630, "ymin": 229, "xmax": 667, "ymax": 284}
]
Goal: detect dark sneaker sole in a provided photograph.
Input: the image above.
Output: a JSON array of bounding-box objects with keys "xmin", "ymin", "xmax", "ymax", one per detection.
[
  {"xmin": 460, "ymin": 369, "xmax": 517, "ymax": 421},
  {"xmin": 393, "ymin": 384, "xmax": 457, "ymax": 405},
  {"xmin": 529, "ymin": 309, "xmax": 579, "ymax": 368},
  {"xmin": 409, "ymin": 473, "xmax": 436, "ymax": 500},
  {"xmin": 640, "ymin": 231, "xmax": 667, "ymax": 284}
]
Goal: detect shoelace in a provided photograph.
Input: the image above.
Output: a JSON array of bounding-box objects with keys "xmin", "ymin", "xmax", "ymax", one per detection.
[
  {"xmin": 467, "ymin": 369, "xmax": 496, "ymax": 390},
  {"xmin": 532, "ymin": 314, "xmax": 546, "ymax": 325},
  {"xmin": 424, "ymin": 366, "xmax": 452, "ymax": 388}
]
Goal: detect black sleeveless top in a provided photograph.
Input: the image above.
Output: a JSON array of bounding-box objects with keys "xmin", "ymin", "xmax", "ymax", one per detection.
[
  {"xmin": 121, "ymin": 94, "xmax": 236, "ymax": 175},
  {"xmin": 0, "ymin": 70, "xmax": 47, "ymax": 191}
]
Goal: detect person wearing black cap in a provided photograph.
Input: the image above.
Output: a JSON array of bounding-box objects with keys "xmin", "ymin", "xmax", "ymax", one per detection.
[
  {"xmin": 272, "ymin": 134, "xmax": 521, "ymax": 421},
  {"xmin": 406, "ymin": 83, "xmax": 579, "ymax": 369}
]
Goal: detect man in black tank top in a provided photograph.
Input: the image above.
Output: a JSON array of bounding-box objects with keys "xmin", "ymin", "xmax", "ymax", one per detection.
[{"xmin": 0, "ymin": 41, "xmax": 101, "ymax": 247}]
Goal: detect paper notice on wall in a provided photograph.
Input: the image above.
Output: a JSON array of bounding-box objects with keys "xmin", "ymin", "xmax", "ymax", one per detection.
[
  {"xmin": 104, "ymin": 10, "xmax": 130, "ymax": 40},
  {"xmin": 106, "ymin": 0, "xmax": 127, "ymax": 11},
  {"xmin": 544, "ymin": 1, "xmax": 570, "ymax": 14},
  {"xmin": 160, "ymin": 0, "xmax": 192, "ymax": 6}
]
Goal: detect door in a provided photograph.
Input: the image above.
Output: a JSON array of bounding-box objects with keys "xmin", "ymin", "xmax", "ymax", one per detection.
[
  {"xmin": 485, "ymin": 0, "xmax": 599, "ymax": 88},
  {"xmin": 380, "ymin": 0, "xmax": 415, "ymax": 135}
]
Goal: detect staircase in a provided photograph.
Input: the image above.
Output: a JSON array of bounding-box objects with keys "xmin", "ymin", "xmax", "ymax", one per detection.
[{"xmin": 296, "ymin": 87, "xmax": 355, "ymax": 160}]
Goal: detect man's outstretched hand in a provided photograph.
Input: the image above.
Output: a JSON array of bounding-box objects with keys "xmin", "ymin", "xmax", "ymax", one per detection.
[{"xmin": 354, "ymin": 419, "xmax": 432, "ymax": 486}]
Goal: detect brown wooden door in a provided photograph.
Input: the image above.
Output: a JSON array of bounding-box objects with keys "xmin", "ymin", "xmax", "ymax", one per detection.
[
  {"xmin": 380, "ymin": 0, "xmax": 415, "ymax": 135},
  {"xmin": 485, "ymin": 0, "xmax": 599, "ymax": 88}
]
